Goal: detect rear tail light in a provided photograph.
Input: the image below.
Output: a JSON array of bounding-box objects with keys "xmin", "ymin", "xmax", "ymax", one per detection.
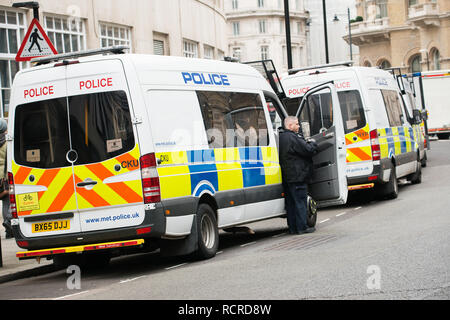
[
  {"xmin": 140, "ymin": 153, "xmax": 161, "ymax": 204},
  {"xmin": 370, "ymin": 130, "xmax": 381, "ymax": 161},
  {"xmin": 8, "ymin": 172, "xmax": 17, "ymax": 219}
]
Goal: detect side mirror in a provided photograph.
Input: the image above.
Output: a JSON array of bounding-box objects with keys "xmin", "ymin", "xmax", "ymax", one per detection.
[
  {"xmin": 413, "ymin": 109, "xmax": 422, "ymax": 124},
  {"xmin": 421, "ymin": 110, "xmax": 428, "ymax": 121}
]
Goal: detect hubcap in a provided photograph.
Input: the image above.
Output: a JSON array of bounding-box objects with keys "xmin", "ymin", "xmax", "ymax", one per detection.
[{"xmin": 201, "ymin": 214, "xmax": 215, "ymax": 249}]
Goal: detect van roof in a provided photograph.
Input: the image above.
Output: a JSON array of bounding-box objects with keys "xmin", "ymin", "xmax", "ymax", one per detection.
[
  {"xmin": 16, "ymin": 53, "xmax": 271, "ymax": 91},
  {"xmin": 286, "ymin": 65, "xmax": 393, "ymax": 79},
  {"xmin": 20, "ymin": 53, "xmax": 262, "ymax": 78}
]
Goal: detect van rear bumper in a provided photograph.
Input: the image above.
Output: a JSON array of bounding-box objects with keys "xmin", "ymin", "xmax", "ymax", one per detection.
[
  {"xmin": 12, "ymin": 205, "xmax": 167, "ymax": 251},
  {"xmin": 347, "ymin": 159, "xmax": 392, "ymax": 187}
]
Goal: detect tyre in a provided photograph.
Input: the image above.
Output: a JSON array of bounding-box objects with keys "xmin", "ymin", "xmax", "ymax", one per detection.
[
  {"xmin": 409, "ymin": 157, "xmax": 422, "ymax": 185},
  {"xmin": 437, "ymin": 133, "xmax": 450, "ymax": 140},
  {"xmin": 379, "ymin": 165, "xmax": 398, "ymax": 200},
  {"xmin": 195, "ymin": 203, "xmax": 219, "ymax": 260},
  {"xmin": 306, "ymin": 195, "xmax": 317, "ymax": 228},
  {"xmin": 421, "ymin": 151, "xmax": 427, "ymax": 168}
]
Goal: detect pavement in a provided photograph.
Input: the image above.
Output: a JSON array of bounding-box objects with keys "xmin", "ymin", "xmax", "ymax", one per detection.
[{"xmin": 0, "ymin": 216, "xmax": 57, "ymax": 284}]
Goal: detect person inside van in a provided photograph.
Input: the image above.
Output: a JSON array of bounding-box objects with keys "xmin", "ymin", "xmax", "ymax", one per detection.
[
  {"xmin": 279, "ymin": 116, "xmax": 318, "ymax": 235},
  {"xmin": 0, "ymin": 118, "xmax": 12, "ymax": 239}
]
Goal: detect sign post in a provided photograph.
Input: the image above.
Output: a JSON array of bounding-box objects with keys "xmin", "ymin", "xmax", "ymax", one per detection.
[{"xmin": 15, "ymin": 18, "xmax": 57, "ymax": 62}]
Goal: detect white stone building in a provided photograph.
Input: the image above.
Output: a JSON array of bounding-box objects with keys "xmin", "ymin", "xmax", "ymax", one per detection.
[
  {"xmin": 225, "ymin": 0, "xmax": 309, "ymax": 74},
  {"xmin": 0, "ymin": 0, "xmax": 227, "ymax": 118}
]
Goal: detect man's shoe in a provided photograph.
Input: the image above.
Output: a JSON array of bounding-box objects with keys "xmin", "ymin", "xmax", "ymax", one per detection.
[{"xmin": 304, "ymin": 227, "xmax": 316, "ymax": 233}]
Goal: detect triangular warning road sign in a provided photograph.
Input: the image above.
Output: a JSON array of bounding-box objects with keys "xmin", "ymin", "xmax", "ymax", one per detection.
[{"xmin": 16, "ymin": 18, "xmax": 58, "ymax": 62}]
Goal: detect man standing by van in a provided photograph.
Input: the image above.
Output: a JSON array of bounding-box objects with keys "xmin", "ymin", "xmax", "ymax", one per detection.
[{"xmin": 279, "ymin": 116, "xmax": 318, "ymax": 234}]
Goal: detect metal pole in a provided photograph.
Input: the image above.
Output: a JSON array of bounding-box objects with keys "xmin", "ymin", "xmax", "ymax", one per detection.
[
  {"xmin": 12, "ymin": 2, "xmax": 39, "ymax": 21},
  {"xmin": 284, "ymin": 0, "xmax": 293, "ymax": 70},
  {"xmin": 322, "ymin": 0, "xmax": 329, "ymax": 64},
  {"xmin": 348, "ymin": 7, "xmax": 353, "ymax": 61}
]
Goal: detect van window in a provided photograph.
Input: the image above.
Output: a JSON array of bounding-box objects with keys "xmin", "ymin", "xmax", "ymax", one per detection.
[
  {"xmin": 298, "ymin": 91, "xmax": 333, "ymax": 136},
  {"xmin": 197, "ymin": 91, "xmax": 269, "ymax": 148},
  {"xmin": 14, "ymin": 98, "xmax": 71, "ymax": 169},
  {"xmin": 381, "ymin": 90, "xmax": 403, "ymax": 126},
  {"xmin": 285, "ymin": 90, "xmax": 366, "ymax": 134},
  {"xmin": 68, "ymin": 91, "xmax": 135, "ymax": 165},
  {"xmin": 338, "ymin": 90, "xmax": 366, "ymax": 133},
  {"xmin": 368, "ymin": 89, "xmax": 390, "ymax": 128},
  {"xmin": 147, "ymin": 90, "xmax": 207, "ymax": 150},
  {"xmin": 13, "ymin": 90, "xmax": 135, "ymax": 169}
]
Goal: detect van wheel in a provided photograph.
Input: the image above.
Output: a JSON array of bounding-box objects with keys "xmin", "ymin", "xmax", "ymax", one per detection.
[
  {"xmin": 195, "ymin": 204, "xmax": 219, "ymax": 260},
  {"xmin": 379, "ymin": 165, "xmax": 398, "ymax": 200},
  {"xmin": 409, "ymin": 157, "xmax": 422, "ymax": 185},
  {"xmin": 306, "ymin": 195, "xmax": 317, "ymax": 228},
  {"xmin": 421, "ymin": 152, "xmax": 427, "ymax": 167}
]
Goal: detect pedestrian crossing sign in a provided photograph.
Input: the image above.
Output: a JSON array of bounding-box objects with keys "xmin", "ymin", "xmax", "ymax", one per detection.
[{"xmin": 15, "ymin": 18, "xmax": 58, "ymax": 62}]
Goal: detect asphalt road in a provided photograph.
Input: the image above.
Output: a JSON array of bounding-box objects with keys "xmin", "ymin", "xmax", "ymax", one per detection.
[{"xmin": 1, "ymin": 140, "xmax": 449, "ymax": 300}]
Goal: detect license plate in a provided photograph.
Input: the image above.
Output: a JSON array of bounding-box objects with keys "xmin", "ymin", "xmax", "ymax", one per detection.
[{"xmin": 32, "ymin": 220, "xmax": 70, "ymax": 233}]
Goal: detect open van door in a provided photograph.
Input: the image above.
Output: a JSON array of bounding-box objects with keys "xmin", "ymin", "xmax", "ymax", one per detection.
[{"xmin": 295, "ymin": 82, "xmax": 348, "ymax": 207}]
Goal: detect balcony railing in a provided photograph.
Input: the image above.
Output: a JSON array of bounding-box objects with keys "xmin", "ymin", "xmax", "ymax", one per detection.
[
  {"xmin": 408, "ymin": 2, "xmax": 439, "ymax": 20},
  {"xmin": 349, "ymin": 17, "xmax": 389, "ymax": 35}
]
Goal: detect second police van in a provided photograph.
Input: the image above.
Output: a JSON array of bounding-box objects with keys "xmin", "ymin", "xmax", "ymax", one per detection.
[
  {"xmin": 280, "ymin": 62, "xmax": 424, "ymax": 203},
  {"xmin": 8, "ymin": 47, "xmax": 347, "ymax": 264}
]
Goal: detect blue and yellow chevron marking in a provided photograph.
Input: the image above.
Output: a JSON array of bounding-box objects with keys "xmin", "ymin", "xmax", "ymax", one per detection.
[
  {"xmin": 378, "ymin": 126, "xmax": 418, "ymax": 161},
  {"xmin": 156, "ymin": 147, "xmax": 281, "ymax": 200}
]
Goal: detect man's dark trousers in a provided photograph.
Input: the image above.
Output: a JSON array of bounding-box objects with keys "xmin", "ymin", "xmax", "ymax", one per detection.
[{"xmin": 284, "ymin": 182, "xmax": 308, "ymax": 233}]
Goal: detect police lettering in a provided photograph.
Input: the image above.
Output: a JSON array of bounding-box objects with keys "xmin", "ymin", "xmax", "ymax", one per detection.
[
  {"xmin": 24, "ymin": 86, "xmax": 54, "ymax": 99},
  {"xmin": 182, "ymin": 72, "xmax": 230, "ymax": 86},
  {"xmin": 288, "ymin": 87, "xmax": 310, "ymax": 96},
  {"xmin": 79, "ymin": 78, "xmax": 113, "ymax": 90}
]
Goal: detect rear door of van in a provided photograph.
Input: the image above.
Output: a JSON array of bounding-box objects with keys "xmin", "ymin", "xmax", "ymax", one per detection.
[
  {"xmin": 12, "ymin": 66, "xmax": 81, "ymax": 238},
  {"xmin": 65, "ymin": 59, "xmax": 144, "ymax": 232},
  {"xmin": 11, "ymin": 59, "xmax": 144, "ymax": 239}
]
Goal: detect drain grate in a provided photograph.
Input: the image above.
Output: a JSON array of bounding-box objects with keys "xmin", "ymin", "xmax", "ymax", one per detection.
[{"xmin": 262, "ymin": 234, "xmax": 338, "ymax": 251}]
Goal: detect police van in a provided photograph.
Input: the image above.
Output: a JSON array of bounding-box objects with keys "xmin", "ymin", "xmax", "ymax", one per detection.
[
  {"xmin": 7, "ymin": 47, "xmax": 346, "ymax": 264},
  {"xmin": 279, "ymin": 62, "xmax": 423, "ymax": 203}
]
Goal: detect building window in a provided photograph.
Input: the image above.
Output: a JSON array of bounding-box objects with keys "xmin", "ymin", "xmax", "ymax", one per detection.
[
  {"xmin": 0, "ymin": 9, "xmax": 27, "ymax": 118},
  {"xmin": 258, "ymin": 0, "xmax": 265, "ymax": 8},
  {"xmin": 204, "ymin": 45, "xmax": 214, "ymax": 59},
  {"xmin": 183, "ymin": 39, "xmax": 198, "ymax": 58},
  {"xmin": 259, "ymin": 20, "xmax": 267, "ymax": 34},
  {"xmin": 44, "ymin": 15, "xmax": 86, "ymax": 54},
  {"xmin": 431, "ymin": 49, "xmax": 440, "ymax": 70},
  {"xmin": 100, "ymin": 22, "xmax": 132, "ymax": 51},
  {"xmin": 232, "ymin": 47, "xmax": 241, "ymax": 61},
  {"xmin": 153, "ymin": 40, "xmax": 164, "ymax": 55},
  {"xmin": 408, "ymin": 0, "xmax": 417, "ymax": 6},
  {"xmin": 378, "ymin": 60, "xmax": 391, "ymax": 69},
  {"xmin": 410, "ymin": 55, "xmax": 421, "ymax": 73},
  {"xmin": 232, "ymin": 22, "xmax": 240, "ymax": 36},
  {"xmin": 261, "ymin": 45, "xmax": 269, "ymax": 60},
  {"xmin": 375, "ymin": 0, "xmax": 387, "ymax": 18},
  {"xmin": 232, "ymin": 0, "xmax": 238, "ymax": 9},
  {"xmin": 297, "ymin": 21, "xmax": 302, "ymax": 34}
]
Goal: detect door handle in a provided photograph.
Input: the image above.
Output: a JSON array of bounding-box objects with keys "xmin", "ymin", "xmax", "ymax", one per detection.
[{"xmin": 77, "ymin": 180, "xmax": 98, "ymax": 188}]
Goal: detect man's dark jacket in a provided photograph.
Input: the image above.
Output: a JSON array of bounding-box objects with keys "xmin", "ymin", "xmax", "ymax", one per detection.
[{"xmin": 279, "ymin": 128, "xmax": 318, "ymax": 184}]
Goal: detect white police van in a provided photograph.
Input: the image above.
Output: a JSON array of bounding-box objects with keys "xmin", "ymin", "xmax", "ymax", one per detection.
[{"xmin": 8, "ymin": 47, "xmax": 347, "ymax": 264}]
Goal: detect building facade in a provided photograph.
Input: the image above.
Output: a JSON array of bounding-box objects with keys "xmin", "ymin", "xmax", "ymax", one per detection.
[
  {"xmin": 345, "ymin": 0, "xmax": 450, "ymax": 73},
  {"xmin": 0, "ymin": 0, "xmax": 227, "ymax": 118},
  {"xmin": 305, "ymin": 0, "xmax": 359, "ymax": 66},
  {"xmin": 225, "ymin": 0, "xmax": 309, "ymax": 74}
]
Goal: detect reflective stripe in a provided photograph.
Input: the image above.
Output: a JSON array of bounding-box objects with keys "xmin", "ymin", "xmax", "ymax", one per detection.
[{"xmin": 16, "ymin": 239, "xmax": 145, "ymax": 259}]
